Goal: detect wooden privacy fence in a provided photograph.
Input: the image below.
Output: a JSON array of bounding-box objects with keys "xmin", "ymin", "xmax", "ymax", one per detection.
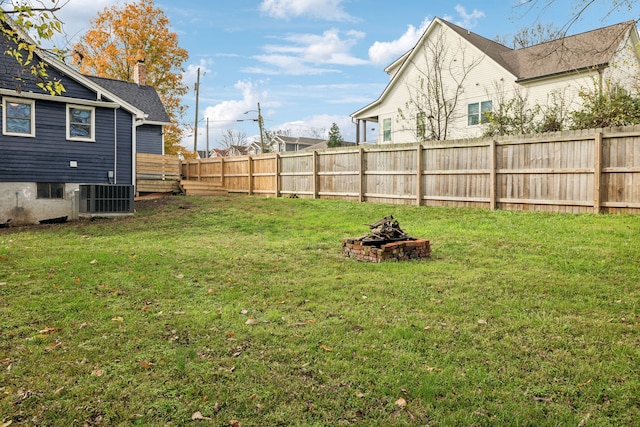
[
  {"xmin": 135, "ymin": 153, "xmax": 181, "ymax": 194},
  {"xmin": 146, "ymin": 125, "xmax": 640, "ymax": 214}
]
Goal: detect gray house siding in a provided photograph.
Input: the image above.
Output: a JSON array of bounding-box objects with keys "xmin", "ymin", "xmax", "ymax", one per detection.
[{"xmin": 137, "ymin": 124, "xmax": 163, "ymax": 155}]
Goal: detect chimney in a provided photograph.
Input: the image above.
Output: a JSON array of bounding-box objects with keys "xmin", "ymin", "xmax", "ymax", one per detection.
[{"xmin": 133, "ymin": 59, "xmax": 146, "ymax": 86}]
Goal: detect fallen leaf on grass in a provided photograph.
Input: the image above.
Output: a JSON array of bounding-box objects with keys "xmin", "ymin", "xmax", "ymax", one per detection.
[
  {"xmin": 478, "ymin": 319, "xmax": 487, "ymax": 325},
  {"xmin": 0, "ymin": 282, "xmax": 7, "ymax": 286},
  {"xmin": 208, "ymin": 288, "xmax": 216, "ymax": 294},
  {"xmin": 2, "ymin": 420, "xmax": 13, "ymax": 427},
  {"xmin": 111, "ymin": 316, "xmax": 124, "ymax": 322},
  {"xmin": 89, "ymin": 259, "xmax": 98, "ymax": 264},
  {"xmin": 44, "ymin": 340, "xmax": 64, "ymax": 352},
  {"xmin": 229, "ymin": 420, "xmax": 241, "ymax": 427},
  {"xmin": 245, "ymin": 317, "xmax": 259, "ymax": 325},
  {"xmin": 91, "ymin": 368, "xmax": 104, "ymax": 377},
  {"xmin": 395, "ymin": 397, "xmax": 407, "ymax": 407},
  {"xmin": 139, "ymin": 360, "xmax": 154, "ymax": 369},
  {"xmin": 39, "ymin": 327, "xmax": 62, "ymax": 334},
  {"xmin": 191, "ymin": 411, "xmax": 211, "ymax": 421},
  {"xmin": 319, "ymin": 345, "xmax": 333, "ymax": 352}
]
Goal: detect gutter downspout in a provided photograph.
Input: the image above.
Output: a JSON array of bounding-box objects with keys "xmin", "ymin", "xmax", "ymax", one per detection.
[{"xmin": 113, "ymin": 109, "xmax": 117, "ymax": 184}]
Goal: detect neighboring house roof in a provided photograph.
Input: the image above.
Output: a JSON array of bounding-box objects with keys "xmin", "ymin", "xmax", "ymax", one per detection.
[
  {"xmin": 353, "ymin": 17, "xmax": 637, "ymax": 119},
  {"xmin": 303, "ymin": 140, "xmax": 357, "ymax": 150},
  {"xmin": 275, "ymin": 135, "xmax": 326, "ymax": 146},
  {"xmin": 499, "ymin": 20, "xmax": 635, "ymax": 82},
  {"xmin": 85, "ymin": 76, "xmax": 171, "ymax": 124}
]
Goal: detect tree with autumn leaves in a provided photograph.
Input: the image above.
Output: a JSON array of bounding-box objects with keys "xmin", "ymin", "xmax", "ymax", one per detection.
[{"xmin": 72, "ymin": 0, "xmax": 189, "ymax": 155}]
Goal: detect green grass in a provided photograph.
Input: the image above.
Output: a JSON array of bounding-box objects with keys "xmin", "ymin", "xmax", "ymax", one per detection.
[{"xmin": 1, "ymin": 195, "xmax": 639, "ymax": 426}]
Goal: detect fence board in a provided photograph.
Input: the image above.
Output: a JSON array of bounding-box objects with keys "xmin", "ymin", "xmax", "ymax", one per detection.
[{"xmin": 140, "ymin": 126, "xmax": 640, "ymax": 214}]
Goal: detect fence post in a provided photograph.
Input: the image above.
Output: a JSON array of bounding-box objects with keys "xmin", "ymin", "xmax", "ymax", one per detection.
[
  {"xmin": 275, "ymin": 153, "xmax": 281, "ymax": 198},
  {"xmin": 359, "ymin": 147, "xmax": 365, "ymax": 202},
  {"xmin": 416, "ymin": 144, "xmax": 422, "ymax": 206},
  {"xmin": 220, "ymin": 158, "xmax": 225, "ymax": 189},
  {"xmin": 197, "ymin": 159, "xmax": 202, "ymax": 181},
  {"xmin": 490, "ymin": 139, "xmax": 497, "ymax": 210},
  {"xmin": 247, "ymin": 156, "xmax": 253, "ymax": 195},
  {"xmin": 313, "ymin": 151, "xmax": 319, "ymax": 199},
  {"xmin": 593, "ymin": 131, "xmax": 603, "ymax": 214}
]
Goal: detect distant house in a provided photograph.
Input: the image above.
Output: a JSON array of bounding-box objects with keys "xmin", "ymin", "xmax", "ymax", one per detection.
[
  {"xmin": 351, "ymin": 18, "xmax": 640, "ymax": 144},
  {"xmin": 270, "ymin": 135, "xmax": 326, "ymax": 152},
  {"xmin": 0, "ymin": 18, "xmax": 170, "ymax": 225}
]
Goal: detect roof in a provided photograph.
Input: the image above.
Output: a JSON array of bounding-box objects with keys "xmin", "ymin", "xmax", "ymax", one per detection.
[
  {"xmin": 2, "ymin": 15, "xmax": 168, "ymax": 124},
  {"xmin": 275, "ymin": 135, "xmax": 326, "ymax": 146},
  {"xmin": 501, "ymin": 21, "xmax": 635, "ymax": 81},
  {"xmin": 441, "ymin": 19, "xmax": 635, "ymax": 82},
  {"xmin": 85, "ymin": 75, "xmax": 170, "ymax": 123},
  {"xmin": 352, "ymin": 17, "xmax": 637, "ymax": 119}
]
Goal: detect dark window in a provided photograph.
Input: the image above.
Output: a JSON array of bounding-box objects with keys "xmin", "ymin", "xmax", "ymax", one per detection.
[{"xmin": 37, "ymin": 183, "xmax": 64, "ymax": 199}]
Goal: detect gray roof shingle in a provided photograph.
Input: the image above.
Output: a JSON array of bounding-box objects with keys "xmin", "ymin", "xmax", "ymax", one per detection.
[
  {"xmin": 86, "ymin": 75, "xmax": 170, "ymax": 123},
  {"xmin": 441, "ymin": 19, "xmax": 635, "ymax": 82}
]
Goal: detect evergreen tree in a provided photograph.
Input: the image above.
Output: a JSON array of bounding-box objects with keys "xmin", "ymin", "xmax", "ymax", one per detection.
[{"xmin": 327, "ymin": 123, "xmax": 344, "ymax": 148}]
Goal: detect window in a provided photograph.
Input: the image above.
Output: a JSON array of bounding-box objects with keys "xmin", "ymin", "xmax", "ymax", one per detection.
[
  {"xmin": 67, "ymin": 105, "xmax": 95, "ymax": 141},
  {"xmin": 3, "ymin": 97, "xmax": 35, "ymax": 137},
  {"xmin": 383, "ymin": 118, "xmax": 392, "ymax": 142},
  {"xmin": 416, "ymin": 112, "xmax": 426, "ymax": 140},
  {"xmin": 37, "ymin": 183, "xmax": 64, "ymax": 199},
  {"xmin": 468, "ymin": 101, "xmax": 492, "ymax": 126}
]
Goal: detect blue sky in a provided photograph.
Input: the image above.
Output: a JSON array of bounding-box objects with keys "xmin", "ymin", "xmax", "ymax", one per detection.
[{"xmin": 54, "ymin": 0, "xmax": 640, "ymax": 150}]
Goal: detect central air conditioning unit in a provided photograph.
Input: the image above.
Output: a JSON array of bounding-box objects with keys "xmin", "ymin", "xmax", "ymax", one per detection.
[{"xmin": 79, "ymin": 184, "xmax": 134, "ymax": 215}]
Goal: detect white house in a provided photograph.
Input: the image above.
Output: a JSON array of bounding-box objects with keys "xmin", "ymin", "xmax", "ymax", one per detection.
[{"xmin": 351, "ymin": 18, "xmax": 640, "ymax": 144}]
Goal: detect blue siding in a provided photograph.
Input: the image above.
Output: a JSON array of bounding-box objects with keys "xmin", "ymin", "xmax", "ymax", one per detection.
[
  {"xmin": 0, "ymin": 99, "xmax": 134, "ymax": 185},
  {"xmin": 137, "ymin": 124, "xmax": 164, "ymax": 154},
  {"xmin": 115, "ymin": 109, "xmax": 133, "ymax": 185},
  {"xmin": 0, "ymin": 38, "xmax": 97, "ymax": 99}
]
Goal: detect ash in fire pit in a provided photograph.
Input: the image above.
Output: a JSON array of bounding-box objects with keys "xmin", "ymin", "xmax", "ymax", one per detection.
[{"xmin": 342, "ymin": 216, "xmax": 430, "ymax": 262}]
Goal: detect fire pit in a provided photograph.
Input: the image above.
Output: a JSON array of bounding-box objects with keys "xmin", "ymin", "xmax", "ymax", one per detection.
[{"xmin": 342, "ymin": 216, "xmax": 430, "ymax": 262}]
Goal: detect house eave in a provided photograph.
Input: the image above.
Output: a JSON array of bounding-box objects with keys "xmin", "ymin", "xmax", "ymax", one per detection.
[
  {"xmin": 515, "ymin": 63, "xmax": 609, "ymax": 84},
  {"xmin": 0, "ymin": 88, "xmax": 121, "ymax": 109}
]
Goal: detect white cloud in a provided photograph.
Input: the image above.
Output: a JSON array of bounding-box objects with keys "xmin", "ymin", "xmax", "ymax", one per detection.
[
  {"xmin": 444, "ymin": 5, "xmax": 485, "ymax": 29},
  {"xmin": 202, "ymin": 80, "xmax": 265, "ymax": 129},
  {"xmin": 183, "ymin": 59, "xmax": 214, "ymax": 89},
  {"xmin": 250, "ymin": 28, "xmax": 367, "ymax": 75},
  {"xmin": 368, "ymin": 17, "xmax": 432, "ymax": 66},
  {"xmin": 260, "ymin": 0, "xmax": 355, "ymax": 22},
  {"xmin": 367, "ymin": 5, "xmax": 486, "ymax": 67}
]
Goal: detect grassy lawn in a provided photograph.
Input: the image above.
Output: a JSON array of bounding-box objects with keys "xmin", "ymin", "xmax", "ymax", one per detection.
[{"xmin": 1, "ymin": 195, "xmax": 639, "ymax": 426}]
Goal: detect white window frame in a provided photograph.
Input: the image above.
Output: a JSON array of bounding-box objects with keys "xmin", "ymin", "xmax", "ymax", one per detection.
[
  {"xmin": 2, "ymin": 97, "xmax": 35, "ymax": 137},
  {"xmin": 468, "ymin": 101, "xmax": 492, "ymax": 126},
  {"xmin": 383, "ymin": 118, "xmax": 392, "ymax": 142},
  {"xmin": 67, "ymin": 104, "xmax": 95, "ymax": 142}
]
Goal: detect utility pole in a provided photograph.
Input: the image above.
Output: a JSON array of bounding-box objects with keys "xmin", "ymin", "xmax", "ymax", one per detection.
[
  {"xmin": 257, "ymin": 102, "xmax": 265, "ymax": 154},
  {"xmin": 193, "ymin": 67, "xmax": 200, "ymax": 154}
]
